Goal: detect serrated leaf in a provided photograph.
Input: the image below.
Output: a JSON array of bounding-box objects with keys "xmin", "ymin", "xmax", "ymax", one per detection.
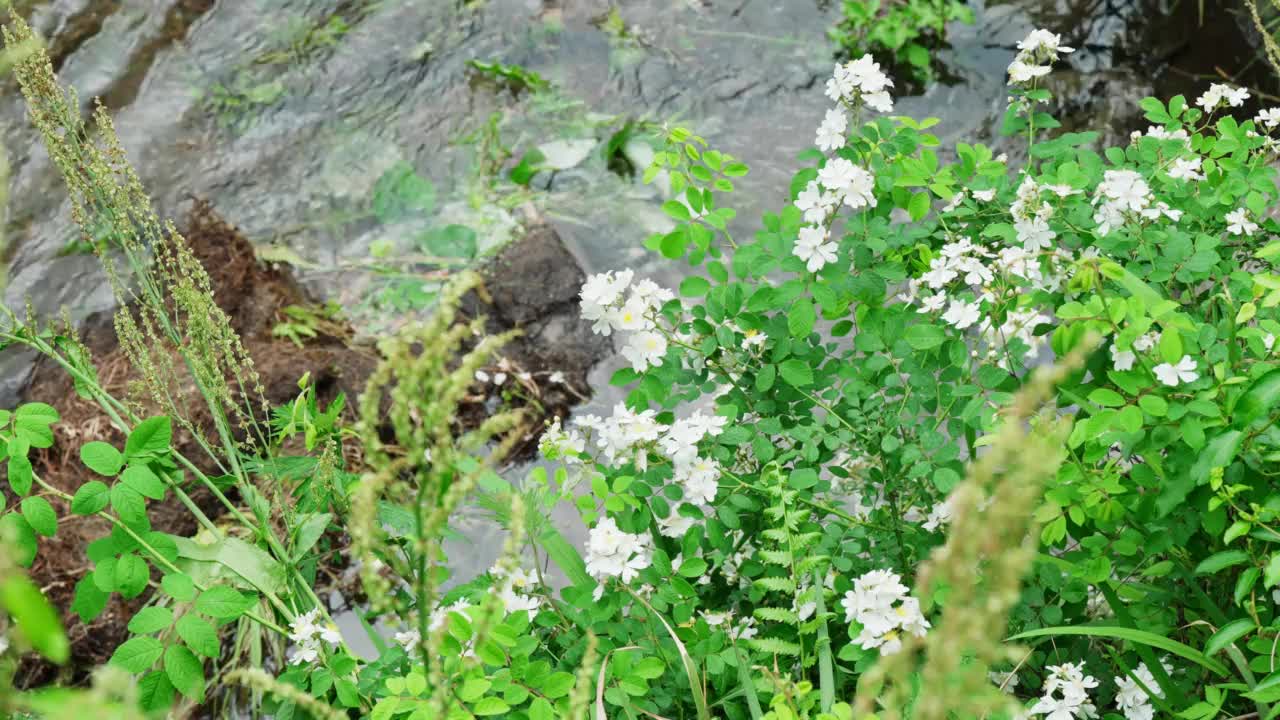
[
  {"xmin": 127, "ymin": 606, "xmax": 174, "ymax": 634},
  {"xmin": 115, "ymin": 553, "xmax": 150, "ymax": 599},
  {"xmin": 21, "ymin": 496, "xmax": 57, "ymax": 537},
  {"xmin": 778, "ymin": 359, "xmax": 813, "ymax": 387},
  {"xmin": 121, "ymin": 465, "xmax": 166, "ymax": 501},
  {"xmin": 176, "ymin": 614, "xmax": 220, "ymax": 658},
  {"xmin": 70, "ymin": 481, "xmax": 110, "ymax": 515},
  {"xmin": 138, "ymin": 671, "xmax": 174, "ymax": 712},
  {"xmin": 125, "ymin": 417, "xmax": 172, "ymax": 460},
  {"xmin": 161, "ymin": 573, "xmax": 197, "ymax": 602},
  {"xmin": 788, "ymin": 300, "xmax": 816, "ymax": 338},
  {"xmin": 70, "ymin": 576, "xmax": 108, "ymax": 622},
  {"xmin": 195, "ymin": 586, "xmax": 254, "ymax": 619},
  {"xmin": 110, "ymin": 484, "xmax": 149, "ymax": 530},
  {"xmin": 80, "ymin": 441, "xmax": 123, "ymax": 476},
  {"xmin": 8, "ymin": 453, "xmax": 33, "ymax": 496},
  {"xmin": 164, "ymin": 644, "xmax": 205, "ymax": 701},
  {"xmin": 110, "ymin": 636, "xmax": 164, "ymax": 673}
]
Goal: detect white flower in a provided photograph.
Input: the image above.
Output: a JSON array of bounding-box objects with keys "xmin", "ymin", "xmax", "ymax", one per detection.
[
  {"xmin": 973, "ymin": 189, "xmax": 996, "ymax": 202},
  {"xmin": 393, "ymin": 628, "xmax": 420, "ymax": 652},
  {"xmin": 1111, "ymin": 344, "xmax": 1137, "ymax": 372},
  {"xmin": 794, "ymin": 224, "xmax": 838, "ymax": 272},
  {"xmin": 289, "ymin": 642, "xmax": 320, "ymax": 665},
  {"xmin": 922, "ymin": 497, "xmax": 952, "ymax": 532},
  {"xmin": 1197, "ymin": 83, "xmax": 1250, "ymax": 112},
  {"xmin": 1016, "ymin": 216, "xmax": 1056, "ymax": 252},
  {"xmin": 1031, "ymin": 662, "xmax": 1099, "ymax": 720},
  {"xmin": 1132, "ymin": 331, "xmax": 1160, "ymax": 352},
  {"xmin": 729, "ymin": 616, "xmax": 758, "ymax": 641},
  {"xmin": 1017, "ymin": 29, "xmax": 1075, "ymax": 58},
  {"xmin": 818, "ymin": 158, "xmax": 859, "ymax": 193},
  {"xmin": 1114, "ymin": 662, "xmax": 1165, "ymax": 720},
  {"xmin": 584, "ymin": 517, "xmax": 652, "ymax": 594},
  {"xmin": 1008, "ymin": 60, "xmax": 1050, "ymax": 84},
  {"xmin": 1265, "ymin": 333, "xmax": 1276, "ymax": 352},
  {"xmin": 621, "ymin": 330, "xmax": 668, "ymax": 372},
  {"xmin": 1226, "ymin": 207, "xmax": 1259, "ymax": 236},
  {"xmin": 491, "ymin": 565, "xmax": 543, "ymax": 614},
  {"xmin": 1167, "ymin": 156, "xmax": 1204, "ymax": 181},
  {"xmin": 549, "ymin": 370, "xmax": 566, "ymax": 384},
  {"xmin": 942, "ymin": 299, "xmax": 981, "ymax": 330},
  {"xmin": 1258, "ymin": 108, "xmax": 1280, "ymax": 129},
  {"xmin": 815, "ymin": 107, "xmax": 848, "ymax": 152},
  {"xmin": 741, "ymin": 329, "xmax": 768, "ymax": 350},
  {"xmin": 1097, "ymin": 170, "xmax": 1150, "ymax": 212},
  {"xmin": 657, "ymin": 508, "xmax": 698, "ymax": 538},
  {"xmin": 580, "ymin": 270, "xmax": 635, "ymax": 334},
  {"xmin": 1153, "ymin": 355, "xmax": 1198, "ymax": 386},
  {"xmin": 920, "ymin": 293, "xmax": 947, "ymax": 312}
]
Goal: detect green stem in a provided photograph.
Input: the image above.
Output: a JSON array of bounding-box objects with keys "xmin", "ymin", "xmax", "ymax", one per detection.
[{"xmin": 813, "ymin": 568, "xmax": 835, "ymax": 714}]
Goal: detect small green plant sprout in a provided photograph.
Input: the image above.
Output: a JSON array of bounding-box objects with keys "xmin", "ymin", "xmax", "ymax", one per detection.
[
  {"xmin": 271, "ymin": 302, "xmax": 346, "ymax": 348},
  {"xmin": 466, "ymin": 59, "xmax": 551, "ymax": 94}
]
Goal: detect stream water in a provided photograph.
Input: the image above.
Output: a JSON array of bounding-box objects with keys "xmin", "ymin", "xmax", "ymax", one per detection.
[{"xmin": 0, "ymin": 0, "xmax": 1267, "ymax": 659}]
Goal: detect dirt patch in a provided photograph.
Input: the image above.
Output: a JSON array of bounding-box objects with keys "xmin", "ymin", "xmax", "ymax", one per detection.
[
  {"xmin": 14, "ymin": 203, "xmax": 608, "ymax": 686},
  {"xmin": 15, "ymin": 200, "xmax": 376, "ymax": 687}
]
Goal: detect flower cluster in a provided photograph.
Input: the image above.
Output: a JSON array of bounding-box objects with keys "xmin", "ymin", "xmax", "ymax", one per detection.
[
  {"xmin": 584, "ymin": 517, "xmax": 652, "ymax": 599},
  {"xmin": 288, "ymin": 609, "xmax": 342, "ymax": 665},
  {"xmin": 1114, "ymin": 661, "xmax": 1170, "ymax": 720},
  {"xmin": 824, "ymin": 54, "xmax": 894, "ymax": 114},
  {"xmin": 1109, "ymin": 330, "xmax": 1159, "ymax": 371},
  {"xmin": 1092, "ymin": 170, "xmax": 1180, "ymax": 237},
  {"xmin": 1030, "ymin": 661, "xmax": 1099, "ymax": 720},
  {"xmin": 840, "ymin": 569, "xmax": 930, "ymax": 655},
  {"xmin": 1007, "ymin": 29, "xmax": 1074, "ymax": 86},
  {"xmin": 580, "ymin": 270, "xmax": 675, "ymax": 372},
  {"xmin": 490, "ymin": 564, "xmax": 542, "ymax": 614},
  {"xmin": 791, "ymin": 58, "xmax": 890, "ymax": 273},
  {"xmin": 1195, "ymin": 83, "xmax": 1249, "ymax": 113}
]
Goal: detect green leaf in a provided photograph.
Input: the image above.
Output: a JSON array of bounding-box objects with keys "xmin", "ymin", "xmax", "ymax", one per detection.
[
  {"xmin": 0, "ymin": 574, "xmax": 69, "ymax": 664},
  {"xmin": 529, "ymin": 697, "xmax": 555, "ymax": 720},
  {"xmin": 291, "ymin": 512, "xmax": 332, "ymax": 562},
  {"xmin": 418, "ymin": 225, "xmax": 477, "ymax": 259},
  {"xmin": 80, "ymin": 441, "xmax": 124, "ymax": 477},
  {"xmin": 1236, "ymin": 368, "xmax": 1280, "ymax": 427},
  {"xmin": 542, "ymin": 671, "xmax": 575, "ymax": 699},
  {"xmin": 138, "ymin": 671, "xmax": 175, "ymax": 713},
  {"xmin": 788, "ymin": 301, "xmax": 816, "ymax": 338},
  {"xmin": 680, "ymin": 276, "xmax": 711, "ymax": 297},
  {"xmin": 110, "ymin": 484, "xmax": 149, "ymax": 530},
  {"xmin": 70, "ymin": 576, "xmax": 109, "ymax": 623},
  {"xmin": 125, "ymin": 417, "xmax": 172, "ymax": 460},
  {"xmin": 115, "ymin": 553, "xmax": 150, "ymax": 599},
  {"xmin": 164, "ymin": 644, "xmax": 205, "ymax": 701},
  {"xmin": 14, "ymin": 403, "xmax": 58, "ymax": 448},
  {"xmin": 174, "ymin": 535, "xmax": 286, "ymax": 596},
  {"xmin": 21, "ymin": 496, "xmax": 57, "ymax": 537},
  {"xmin": 372, "ymin": 161, "xmax": 436, "ymax": 222},
  {"xmin": 195, "ymin": 586, "xmax": 255, "ymax": 620},
  {"xmin": 904, "ymin": 324, "xmax": 946, "ymax": 350},
  {"xmin": 778, "ymin": 359, "xmax": 813, "ymax": 387},
  {"xmin": 127, "ymin": 606, "xmax": 174, "ymax": 634},
  {"xmin": 8, "ymin": 453, "xmax": 33, "ymax": 496},
  {"xmin": 176, "ymin": 614, "xmax": 220, "ymax": 658},
  {"xmin": 1088, "ymin": 388, "xmax": 1126, "ymax": 408},
  {"xmin": 472, "ymin": 698, "xmax": 512, "ymax": 716},
  {"xmin": 161, "ymin": 573, "xmax": 197, "ymax": 603},
  {"xmin": 2, "ymin": 514, "xmax": 37, "ymax": 567},
  {"xmin": 1007, "ymin": 625, "xmax": 1229, "ymax": 675},
  {"xmin": 70, "ymin": 481, "xmax": 110, "ymax": 515},
  {"xmin": 907, "ymin": 191, "xmax": 930, "ymax": 221},
  {"xmin": 110, "ymin": 636, "xmax": 164, "ymax": 673},
  {"xmin": 1205, "ymin": 618, "xmax": 1255, "ymax": 657},
  {"xmin": 1195, "ymin": 550, "xmax": 1250, "ymax": 575},
  {"xmin": 662, "ymin": 200, "xmax": 691, "ymax": 221},
  {"xmin": 755, "ymin": 364, "xmax": 776, "ymax": 392},
  {"xmin": 121, "ymin": 465, "xmax": 166, "ymax": 501}
]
